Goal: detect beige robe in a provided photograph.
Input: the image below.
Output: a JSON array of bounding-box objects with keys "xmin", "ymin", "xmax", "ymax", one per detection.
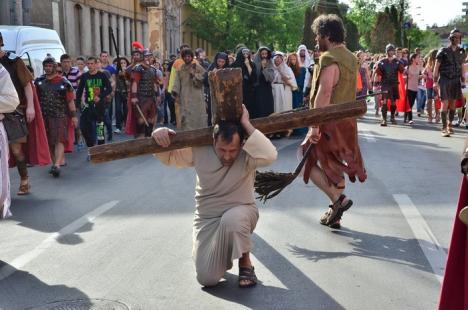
[
  {"xmin": 172, "ymin": 63, "xmax": 207, "ymax": 130},
  {"xmin": 156, "ymin": 130, "xmax": 277, "ymax": 286},
  {"xmin": 0, "ymin": 64, "xmax": 19, "ymax": 219}
]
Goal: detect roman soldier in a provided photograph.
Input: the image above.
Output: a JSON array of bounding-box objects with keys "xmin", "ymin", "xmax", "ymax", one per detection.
[
  {"xmin": 375, "ymin": 44, "xmax": 404, "ymax": 126},
  {"xmin": 129, "ymin": 49, "xmax": 161, "ymax": 138},
  {"xmin": 0, "ymin": 31, "xmax": 50, "ymax": 195},
  {"xmin": 34, "ymin": 56, "xmax": 77, "ymax": 177},
  {"xmin": 433, "ymin": 28, "xmax": 464, "ymax": 137}
]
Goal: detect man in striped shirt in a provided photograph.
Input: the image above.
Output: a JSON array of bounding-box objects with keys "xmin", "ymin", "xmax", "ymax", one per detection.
[{"xmin": 60, "ymin": 54, "xmax": 80, "ymax": 89}]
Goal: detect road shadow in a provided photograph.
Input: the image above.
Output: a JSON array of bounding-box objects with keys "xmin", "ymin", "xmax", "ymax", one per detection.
[
  {"xmin": 202, "ymin": 233, "xmax": 344, "ymax": 310},
  {"xmin": 288, "ymin": 227, "xmax": 446, "ymax": 275},
  {"xmin": 0, "ymin": 261, "xmax": 89, "ymax": 310}
]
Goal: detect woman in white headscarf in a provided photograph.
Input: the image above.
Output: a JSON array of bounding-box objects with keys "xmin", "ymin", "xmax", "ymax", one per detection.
[
  {"xmin": 296, "ymin": 44, "xmax": 313, "ymax": 93},
  {"xmin": 272, "ymin": 52, "xmax": 297, "ymax": 113},
  {"xmin": 0, "ymin": 63, "xmax": 20, "ymax": 218}
]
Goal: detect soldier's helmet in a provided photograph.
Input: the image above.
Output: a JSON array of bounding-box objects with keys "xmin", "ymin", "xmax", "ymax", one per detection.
[
  {"xmin": 385, "ymin": 44, "xmax": 396, "ymax": 53},
  {"xmin": 42, "ymin": 54, "xmax": 57, "ymax": 66},
  {"xmin": 449, "ymin": 28, "xmax": 462, "ymax": 38}
]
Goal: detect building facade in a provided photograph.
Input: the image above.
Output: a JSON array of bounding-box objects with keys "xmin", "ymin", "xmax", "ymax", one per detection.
[{"xmin": 0, "ymin": 0, "xmax": 186, "ymax": 59}]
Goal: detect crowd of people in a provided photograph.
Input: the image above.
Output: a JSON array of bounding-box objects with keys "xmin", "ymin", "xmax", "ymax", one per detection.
[{"xmin": 0, "ymin": 12, "xmax": 467, "ymax": 300}]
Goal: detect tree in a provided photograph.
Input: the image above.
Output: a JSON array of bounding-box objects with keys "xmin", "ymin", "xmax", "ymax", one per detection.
[
  {"xmin": 187, "ymin": 0, "xmax": 307, "ymax": 52},
  {"xmin": 370, "ymin": 12, "xmax": 395, "ymax": 52},
  {"xmin": 302, "ymin": 0, "xmax": 342, "ymax": 49}
]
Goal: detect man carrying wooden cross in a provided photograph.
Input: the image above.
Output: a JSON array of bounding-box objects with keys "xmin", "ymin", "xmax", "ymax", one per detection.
[
  {"xmin": 302, "ymin": 14, "xmax": 367, "ymax": 229},
  {"xmin": 152, "ymin": 104, "xmax": 277, "ymax": 288}
]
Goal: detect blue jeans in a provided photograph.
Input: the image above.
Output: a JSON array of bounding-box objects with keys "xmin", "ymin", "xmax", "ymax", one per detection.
[{"xmin": 417, "ymin": 88, "xmax": 426, "ymax": 112}]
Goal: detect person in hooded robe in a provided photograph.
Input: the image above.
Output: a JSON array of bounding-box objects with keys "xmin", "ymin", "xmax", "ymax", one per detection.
[
  {"xmin": 272, "ymin": 52, "xmax": 297, "ymax": 114},
  {"xmin": 252, "ymin": 47, "xmax": 275, "ymax": 118},
  {"xmin": 297, "ymin": 44, "xmax": 313, "ymax": 94},
  {"xmin": 230, "ymin": 48, "xmax": 257, "ymax": 116},
  {"xmin": 204, "ymin": 52, "xmax": 229, "ymax": 126},
  {"xmin": 0, "ymin": 64, "xmax": 19, "ymax": 218}
]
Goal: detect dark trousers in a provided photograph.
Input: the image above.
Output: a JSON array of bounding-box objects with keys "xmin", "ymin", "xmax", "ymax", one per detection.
[
  {"xmin": 115, "ymin": 91, "xmax": 127, "ymax": 130},
  {"xmin": 104, "ymin": 106, "xmax": 113, "ymax": 140},
  {"xmin": 164, "ymin": 91, "xmax": 176, "ymax": 124},
  {"xmin": 405, "ymin": 90, "xmax": 418, "ymax": 121},
  {"xmin": 80, "ymin": 109, "xmax": 96, "ymax": 147}
]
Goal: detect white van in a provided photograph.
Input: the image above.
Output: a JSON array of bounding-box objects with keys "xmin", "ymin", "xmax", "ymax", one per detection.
[{"xmin": 0, "ymin": 25, "xmax": 66, "ymax": 77}]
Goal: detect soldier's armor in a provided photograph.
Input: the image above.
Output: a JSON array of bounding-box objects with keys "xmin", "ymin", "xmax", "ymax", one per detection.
[
  {"xmin": 437, "ymin": 47, "xmax": 464, "ymax": 80},
  {"xmin": 378, "ymin": 59, "xmax": 400, "ymax": 86},
  {"xmin": 135, "ymin": 64, "xmax": 156, "ymax": 97},
  {"xmin": 35, "ymin": 76, "xmax": 72, "ymax": 118}
]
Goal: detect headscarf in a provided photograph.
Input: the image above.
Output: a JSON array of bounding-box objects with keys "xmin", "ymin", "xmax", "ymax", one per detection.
[
  {"xmin": 253, "ymin": 46, "xmax": 273, "ymax": 79},
  {"xmin": 231, "ymin": 48, "xmax": 251, "ymax": 68},
  {"xmin": 208, "ymin": 52, "xmax": 229, "ymax": 71},
  {"xmin": 296, "ymin": 44, "xmax": 312, "ymax": 68}
]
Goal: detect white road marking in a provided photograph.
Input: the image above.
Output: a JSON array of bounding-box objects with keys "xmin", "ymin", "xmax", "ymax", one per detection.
[
  {"xmin": 359, "ymin": 129, "xmax": 376, "ymax": 143},
  {"xmin": 393, "ymin": 194, "xmax": 445, "ymax": 283},
  {"xmin": 0, "ymin": 200, "xmax": 120, "ymax": 281}
]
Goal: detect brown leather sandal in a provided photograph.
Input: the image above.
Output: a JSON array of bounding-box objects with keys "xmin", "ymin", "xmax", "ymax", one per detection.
[
  {"xmin": 326, "ymin": 194, "xmax": 353, "ymax": 225},
  {"xmin": 17, "ymin": 182, "xmax": 30, "ymax": 195}
]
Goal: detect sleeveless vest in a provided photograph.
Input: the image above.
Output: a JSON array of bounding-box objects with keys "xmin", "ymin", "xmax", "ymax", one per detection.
[
  {"xmin": 378, "ymin": 58, "xmax": 400, "ymax": 86},
  {"xmin": 135, "ymin": 65, "xmax": 156, "ymax": 97},
  {"xmin": 310, "ymin": 46, "xmax": 358, "ymax": 107},
  {"xmin": 437, "ymin": 47, "xmax": 464, "ymax": 80},
  {"xmin": 35, "ymin": 76, "xmax": 72, "ymax": 118}
]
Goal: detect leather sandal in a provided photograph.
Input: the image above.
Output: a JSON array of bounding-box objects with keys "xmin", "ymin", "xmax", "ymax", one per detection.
[
  {"xmin": 17, "ymin": 182, "xmax": 30, "ymax": 195},
  {"xmin": 326, "ymin": 194, "xmax": 353, "ymax": 225},
  {"xmin": 239, "ymin": 266, "xmax": 258, "ymax": 288}
]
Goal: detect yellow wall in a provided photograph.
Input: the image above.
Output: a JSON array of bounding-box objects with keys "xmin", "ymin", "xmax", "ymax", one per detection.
[
  {"xmin": 181, "ymin": 5, "xmax": 213, "ymax": 58},
  {"xmin": 76, "ymin": 0, "xmax": 147, "ymax": 21}
]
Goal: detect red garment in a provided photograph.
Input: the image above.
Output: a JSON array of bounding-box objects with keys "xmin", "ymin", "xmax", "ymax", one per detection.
[
  {"xmin": 456, "ymin": 97, "xmax": 464, "ymax": 109},
  {"xmin": 125, "ymin": 92, "xmax": 136, "ymax": 135},
  {"xmin": 439, "ymin": 177, "xmax": 468, "ymax": 310},
  {"xmin": 64, "ymin": 117, "xmax": 75, "ymax": 153},
  {"xmin": 9, "ymin": 83, "xmax": 51, "ymax": 167},
  {"xmin": 396, "ymin": 71, "xmax": 410, "ymax": 112}
]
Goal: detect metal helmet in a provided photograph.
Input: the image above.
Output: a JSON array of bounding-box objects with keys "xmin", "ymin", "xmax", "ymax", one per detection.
[
  {"xmin": 385, "ymin": 44, "xmax": 396, "ymax": 53},
  {"xmin": 42, "ymin": 54, "xmax": 57, "ymax": 66},
  {"xmin": 449, "ymin": 28, "xmax": 462, "ymax": 38}
]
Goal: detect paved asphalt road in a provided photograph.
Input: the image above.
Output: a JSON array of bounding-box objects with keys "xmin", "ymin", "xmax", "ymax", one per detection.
[{"xmin": 0, "ymin": 104, "xmax": 466, "ymax": 310}]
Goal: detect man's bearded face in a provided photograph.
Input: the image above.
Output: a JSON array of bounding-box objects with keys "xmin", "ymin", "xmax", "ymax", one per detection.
[
  {"xmin": 315, "ymin": 34, "xmax": 328, "ymax": 52},
  {"xmin": 260, "ymin": 50, "xmax": 269, "ymax": 59},
  {"xmin": 43, "ymin": 63, "xmax": 55, "ymax": 75},
  {"xmin": 387, "ymin": 50, "xmax": 396, "ymax": 58},
  {"xmin": 183, "ymin": 54, "xmax": 193, "ymax": 64},
  {"xmin": 451, "ymin": 33, "xmax": 462, "ymax": 46},
  {"xmin": 213, "ymin": 134, "xmax": 241, "ymax": 167}
]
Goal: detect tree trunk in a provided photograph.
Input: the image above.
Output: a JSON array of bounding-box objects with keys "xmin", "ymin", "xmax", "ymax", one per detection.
[{"xmin": 89, "ymin": 100, "xmax": 367, "ymax": 163}]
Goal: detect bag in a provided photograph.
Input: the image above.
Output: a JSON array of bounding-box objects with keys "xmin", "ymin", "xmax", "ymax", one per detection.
[{"xmin": 3, "ymin": 112, "xmax": 28, "ymax": 141}]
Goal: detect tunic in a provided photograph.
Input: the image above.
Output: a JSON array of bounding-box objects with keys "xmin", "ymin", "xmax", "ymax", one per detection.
[
  {"xmin": 172, "ymin": 63, "xmax": 207, "ymax": 130},
  {"xmin": 0, "ymin": 64, "xmax": 19, "ymax": 219},
  {"xmin": 156, "ymin": 130, "xmax": 277, "ymax": 286},
  {"xmin": 272, "ymin": 63, "xmax": 297, "ymax": 113},
  {"xmin": 304, "ymin": 46, "xmax": 367, "ymax": 185}
]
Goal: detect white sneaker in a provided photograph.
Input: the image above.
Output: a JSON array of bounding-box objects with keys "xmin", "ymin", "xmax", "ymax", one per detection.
[{"xmin": 113, "ymin": 128, "xmax": 121, "ymax": 134}]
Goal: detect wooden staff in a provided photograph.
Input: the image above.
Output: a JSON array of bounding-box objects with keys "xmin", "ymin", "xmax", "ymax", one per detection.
[
  {"xmin": 89, "ymin": 99, "xmax": 367, "ymax": 163},
  {"xmin": 135, "ymin": 103, "xmax": 150, "ymax": 127}
]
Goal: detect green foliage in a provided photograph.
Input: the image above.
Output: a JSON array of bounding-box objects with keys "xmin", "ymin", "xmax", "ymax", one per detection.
[{"xmin": 187, "ymin": 0, "xmax": 307, "ymax": 53}]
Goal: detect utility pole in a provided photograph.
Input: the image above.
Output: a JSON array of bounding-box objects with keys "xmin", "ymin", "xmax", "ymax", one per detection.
[{"xmin": 399, "ymin": 0, "xmax": 404, "ymax": 47}]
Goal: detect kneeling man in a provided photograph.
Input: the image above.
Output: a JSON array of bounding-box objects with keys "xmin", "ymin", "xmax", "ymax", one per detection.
[{"xmin": 152, "ymin": 105, "xmax": 277, "ymax": 287}]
